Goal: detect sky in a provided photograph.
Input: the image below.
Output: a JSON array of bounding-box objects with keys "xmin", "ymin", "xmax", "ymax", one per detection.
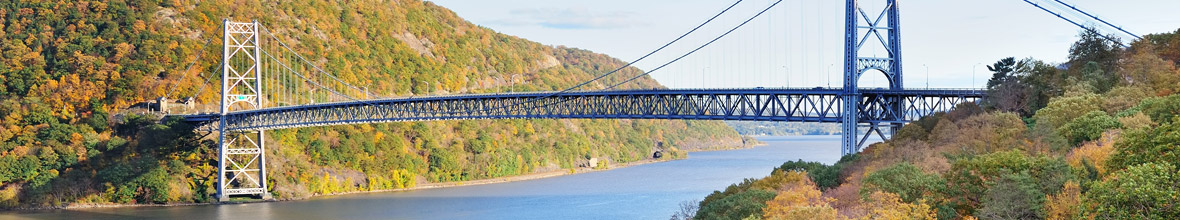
[{"xmin": 429, "ymin": 0, "xmax": 1180, "ymax": 89}]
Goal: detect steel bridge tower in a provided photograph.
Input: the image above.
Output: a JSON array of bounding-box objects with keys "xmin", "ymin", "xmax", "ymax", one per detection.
[
  {"xmin": 842, "ymin": 0, "xmax": 905, "ymax": 155},
  {"xmin": 218, "ymin": 19, "xmax": 270, "ymax": 201}
]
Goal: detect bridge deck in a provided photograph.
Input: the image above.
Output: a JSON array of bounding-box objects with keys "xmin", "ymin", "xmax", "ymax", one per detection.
[{"xmin": 182, "ymin": 88, "xmax": 984, "ymax": 131}]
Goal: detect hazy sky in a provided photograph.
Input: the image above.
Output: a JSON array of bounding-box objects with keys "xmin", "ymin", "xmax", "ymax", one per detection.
[{"xmin": 429, "ymin": 0, "xmax": 1180, "ymax": 89}]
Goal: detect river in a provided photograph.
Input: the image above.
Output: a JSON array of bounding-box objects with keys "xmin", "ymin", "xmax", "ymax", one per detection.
[{"xmin": 3, "ymin": 135, "xmax": 869, "ymax": 220}]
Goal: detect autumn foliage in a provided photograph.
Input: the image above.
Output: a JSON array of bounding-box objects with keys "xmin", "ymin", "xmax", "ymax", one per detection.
[
  {"xmin": 694, "ymin": 27, "xmax": 1180, "ymax": 219},
  {"xmin": 0, "ymin": 0, "xmax": 747, "ymax": 209}
]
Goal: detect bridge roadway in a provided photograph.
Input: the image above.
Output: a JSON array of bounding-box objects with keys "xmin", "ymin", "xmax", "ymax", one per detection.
[{"xmin": 182, "ymin": 88, "xmax": 984, "ymax": 132}]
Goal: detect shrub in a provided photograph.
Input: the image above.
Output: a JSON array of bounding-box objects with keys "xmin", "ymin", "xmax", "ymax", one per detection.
[
  {"xmin": 861, "ymin": 162, "xmax": 945, "ymax": 203},
  {"xmin": 1108, "ymin": 117, "xmax": 1180, "ymax": 171},
  {"xmin": 1060, "ymin": 111, "xmax": 1121, "ymax": 146},
  {"xmin": 1083, "ymin": 162, "xmax": 1180, "ymax": 219},
  {"xmin": 977, "ymin": 172, "xmax": 1045, "ymax": 220}
]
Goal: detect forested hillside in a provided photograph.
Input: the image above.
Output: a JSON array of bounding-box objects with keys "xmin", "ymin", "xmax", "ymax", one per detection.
[
  {"xmin": 0, "ymin": 0, "xmax": 746, "ymax": 208},
  {"xmin": 687, "ymin": 28, "xmax": 1180, "ymax": 220},
  {"xmin": 725, "ymin": 121, "xmax": 841, "ymax": 136}
]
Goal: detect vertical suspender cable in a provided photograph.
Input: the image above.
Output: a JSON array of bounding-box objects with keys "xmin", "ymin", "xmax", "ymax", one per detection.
[{"xmin": 800, "ymin": 0, "xmax": 806, "ymax": 87}]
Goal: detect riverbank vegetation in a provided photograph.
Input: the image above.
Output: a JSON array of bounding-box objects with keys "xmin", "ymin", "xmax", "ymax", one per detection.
[
  {"xmin": 0, "ymin": 0, "xmax": 747, "ymax": 209},
  {"xmin": 688, "ymin": 28, "xmax": 1180, "ymax": 219}
]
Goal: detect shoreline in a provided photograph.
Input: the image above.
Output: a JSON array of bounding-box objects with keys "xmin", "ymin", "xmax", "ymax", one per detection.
[
  {"xmin": 7, "ymin": 156, "xmax": 684, "ymax": 212},
  {"xmin": 310, "ymin": 157, "xmax": 672, "ymax": 199},
  {"xmin": 8, "ymin": 137, "xmax": 769, "ymax": 212}
]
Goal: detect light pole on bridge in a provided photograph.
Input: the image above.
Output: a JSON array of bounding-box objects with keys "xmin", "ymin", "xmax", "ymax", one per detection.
[
  {"xmin": 420, "ymin": 80, "xmax": 431, "ymax": 95},
  {"xmin": 973, "ymin": 63, "xmax": 982, "ymax": 89},
  {"xmin": 783, "ymin": 66, "xmax": 789, "ymax": 88},
  {"xmin": 923, "ymin": 64, "xmax": 929, "ymax": 89},
  {"xmin": 701, "ymin": 67, "xmax": 709, "ymax": 88},
  {"xmin": 827, "ymin": 64, "xmax": 834, "ymax": 88},
  {"xmin": 308, "ymin": 88, "xmax": 316, "ymax": 104}
]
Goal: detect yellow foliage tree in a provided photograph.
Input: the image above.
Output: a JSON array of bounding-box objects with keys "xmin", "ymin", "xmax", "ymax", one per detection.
[
  {"xmin": 859, "ymin": 191, "xmax": 937, "ymax": 220},
  {"xmin": 1045, "ymin": 181, "xmax": 1082, "ymax": 220},
  {"xmin": 1065, "ymin": 131, "xmax": 1117, "ymax": 176},
  {"xmin": 763, "ymin": 171, "xmax": 842, "ymax": 220},
  {"xmin": 1118, "ymin": 112, "xmax": 1155, "ymax": 131}
]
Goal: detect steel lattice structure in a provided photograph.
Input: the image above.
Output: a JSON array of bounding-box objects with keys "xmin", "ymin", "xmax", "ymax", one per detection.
[
  {"xmin": 842, "ymin": 0, "xmax": 906, "ymax": 155},
  {"xmin": 217, "ymin": 20, "xmax": 270, "ymax": 201},
  {"xmin": 186, "ymin": 88, "xmax": 982, "ymax": 132}
]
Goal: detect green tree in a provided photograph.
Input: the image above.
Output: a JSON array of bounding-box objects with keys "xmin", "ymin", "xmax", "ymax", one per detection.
[
  {"xmin": 1080, "ymin": 61, "xmax": 1116, "ymax": 93},
  {"xmin": 861, "ymin": 162, "xmax": 945, "ymax": 204},
  {"xmin": 775, "ymin": 154, "xmax": 856, "ymax": 189},
  {"xmin": 1033, "ymin": 93, "xmax": 1104, "ymax": 130},
  {"xmin": 1020, "ymin": 60, "xmax": 1070, "ymax": 115},
  {"xmin": 1123, "ymin": 95, "xmax": 1180, "ymax": 124},
  {"xmin": 1060, "ymin": 110, "xmax": 1121, "ymax": 146},
  {"xmin": 986, "ymin": 57, "xmax": 1022, "ymax": 90},
  {"xmin": 1083, "ymin": 162, "xmax": 1180, "ymax": 219},
  {"xmin": 944, "ymin": 150, "xmax": 1073, "ymax": 216},
  {"xmin": 984, "ymin": 57, "xmax": 1034, "ymax": 116},
  {"xmin": 1108, "ymin": 116, "xmax": 1180, "ymax": 171},
  {"xmin": 1068, "ymin": 28, "xmax": 1122, "ymax": 79},
  {"xmin": 978, "ymin": 171, "xmax": 1045, "ymax": 220},
  {"xmin": 696, "ymin": 187, "xmax": 777, "ymax": 220}
]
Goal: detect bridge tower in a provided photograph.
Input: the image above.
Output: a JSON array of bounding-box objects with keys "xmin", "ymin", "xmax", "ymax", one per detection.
[
  {"xmin": 218, "ymin": 19, "xmax": 271, "ymax": 201},
  {"xmin": 842, "ymin": 0, "xmax": 905, "ymax": 155}
]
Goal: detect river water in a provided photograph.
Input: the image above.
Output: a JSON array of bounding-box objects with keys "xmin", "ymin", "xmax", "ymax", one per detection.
[{"xmin": 3, "ymin": 135, "xmax": 864, "ymax": 220}]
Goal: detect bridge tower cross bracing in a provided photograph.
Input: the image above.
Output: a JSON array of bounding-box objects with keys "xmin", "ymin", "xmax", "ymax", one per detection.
[
  {"xmin": 218, "ymin": 19, "xmax": 271, "ymax": 201},
  {"xmin": 842, "ymin": 0, "xmax": 905, "ymax": 155}
]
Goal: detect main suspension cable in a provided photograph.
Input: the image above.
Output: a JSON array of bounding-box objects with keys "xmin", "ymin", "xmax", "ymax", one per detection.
[
  {"xmin": 365, "ymin": 0, "xmax": 750, "ymax": 115},
  {"xmin": 259, "ymin": 26, "xmax": 380, "ymax": 99},
  {"xmin": 607, "ymin": 0, "xmax": 783, "ymax": 90},
  {"xmin": 1050, "ymin": 0, "xmax": 1141, "ymax": 40},
  {"xmin": 166, "ymin": 22, "xmax": 224, "ymax": 100},
  {"xmin": 1020, "ymin": 0, "xmax": 1127, "ymax": 48},
  {"xmin": 222, "ymin": 0, "xmax": 750, "ymax": 117}
]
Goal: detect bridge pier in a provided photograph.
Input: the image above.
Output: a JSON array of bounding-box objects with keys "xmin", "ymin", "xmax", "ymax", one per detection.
[{"xmin": 218, "ymin": 130, "xmax": 270, "ymax": 201}]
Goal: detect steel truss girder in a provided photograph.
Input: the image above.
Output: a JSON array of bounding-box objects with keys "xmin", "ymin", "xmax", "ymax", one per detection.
[
  {"xmin": 185, "ymin": 89, "xmax": 982, "ymax": 133},
  {"xmin": 220, "ymin": 130, "xmax": 267, "ymax": 197}
]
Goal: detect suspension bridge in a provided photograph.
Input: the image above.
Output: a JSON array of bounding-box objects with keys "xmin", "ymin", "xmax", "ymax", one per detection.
[{"xmin": 162, "ymin": 0, "xmax": 1141, "ymax": 200}]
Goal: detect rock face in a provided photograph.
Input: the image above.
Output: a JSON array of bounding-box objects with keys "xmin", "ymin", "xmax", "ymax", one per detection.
[
  {"xmin": 537, "ymin": 54, "xmax": 560, "ymax": 70},
  {"xmin": 393, "ymin": 32, "xmax": 444, "ymax": 62}
]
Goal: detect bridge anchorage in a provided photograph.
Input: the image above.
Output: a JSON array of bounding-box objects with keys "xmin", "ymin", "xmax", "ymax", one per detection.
[{"xmin": 190, "ymin": 0, "xmax": 984, "ymax": 200}]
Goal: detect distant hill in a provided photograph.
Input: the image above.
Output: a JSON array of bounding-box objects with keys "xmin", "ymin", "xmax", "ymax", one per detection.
[
  {"xmin": 725, "ymin": 121, "xmax": 841, "ymax": 136},
  {"xmin": 0, "ymin": 0, "xmax": 745, "ymax": 208}
]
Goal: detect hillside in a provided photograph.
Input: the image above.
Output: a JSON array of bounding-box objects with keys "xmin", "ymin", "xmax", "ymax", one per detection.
[
  {"xmin": 0, "ymin": 0, "xmax": 747, "ymax": 208},
  {"xmin": 686, "ymin": 29, "xmax": 1180, "ymax": 219},
  {"xmin": 725, "ymin": 121, "xmax": 841, "ymax": 136}
]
